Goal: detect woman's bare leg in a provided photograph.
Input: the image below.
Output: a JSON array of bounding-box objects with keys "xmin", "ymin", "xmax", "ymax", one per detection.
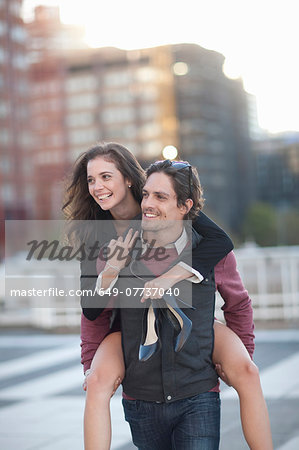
[
  {"xmin": 84, "ymin": 331, "xmax": 125, "ymax": 450},
  {"xmin": 213, "ymin": 321, "xmax": 273, "ymax": 450}
]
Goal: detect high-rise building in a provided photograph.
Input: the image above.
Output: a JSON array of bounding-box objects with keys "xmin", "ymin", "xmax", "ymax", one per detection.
[
  {"xmin": 25, "ymin": 6, "xmax": 87, "ymax": 219},
  {"xmin": 26, "ymin": 5, "xmax": 87, "ymax": 64},
  {"xmin": 246, "ymin": 92, "xmax": 265, "ymax": 141},
  {"xmin": 171, "ymin": 44, "xmax": 253, "ymax": 230},
  {"xmin": 27, "ymin": 44, "xmax": 180, "ymax": 218},
  {"xmin": 255, "ymin": 132, "xmax": 299, "ymax": 209},
  {"xmin": 25, "ymin": 8, "xmax": 253, "ymax": 231},
  {"xmin": 0, "ymin": 0, "xmax": 32, "ymax": 222}
]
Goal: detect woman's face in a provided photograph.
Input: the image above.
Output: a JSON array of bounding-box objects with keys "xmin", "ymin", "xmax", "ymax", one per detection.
[{"xmin": 87, "ymin": 156, "xmax": 130, "ymax": 211}]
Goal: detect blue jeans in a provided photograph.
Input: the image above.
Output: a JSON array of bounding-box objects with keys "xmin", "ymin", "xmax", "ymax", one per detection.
[{"xmin": 122, "ymin": 392, "xmax": 220, "ymax": 450}]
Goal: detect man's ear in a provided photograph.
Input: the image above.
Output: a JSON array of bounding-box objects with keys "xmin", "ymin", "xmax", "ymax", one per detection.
[{"xmin": 179, "ymin": 199, "xmax": 193, "ymax": 216}]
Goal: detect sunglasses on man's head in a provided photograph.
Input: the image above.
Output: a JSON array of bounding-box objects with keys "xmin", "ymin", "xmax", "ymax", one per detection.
[{"xmin": 158, "ymin": 160, "xmax": 193, "ymax": 198}]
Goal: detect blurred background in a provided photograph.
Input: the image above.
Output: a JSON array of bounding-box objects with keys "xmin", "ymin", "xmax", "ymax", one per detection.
[{"xmin": 1, "ymin": 3, "xmax": 299, "ymax": 449}]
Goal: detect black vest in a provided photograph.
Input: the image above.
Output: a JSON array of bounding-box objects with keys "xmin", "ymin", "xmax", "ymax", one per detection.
[{"xmin": 119, "ymin": 233, "xmax": 218, "ymax": 403}]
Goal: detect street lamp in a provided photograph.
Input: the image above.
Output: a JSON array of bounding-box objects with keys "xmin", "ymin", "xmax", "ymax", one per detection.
[{"xmin": 162, "ymin": 145, "xmax": 178, "ymax": 160}]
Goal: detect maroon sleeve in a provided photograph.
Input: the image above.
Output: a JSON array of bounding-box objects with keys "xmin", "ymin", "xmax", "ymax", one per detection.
[
  {"xmin": 80, "ymin": 309, "xmax": 112, "ymax": 373},
  {"xmin": 214, "ymin": 251, "xmax": 255, "ymax": 358}
]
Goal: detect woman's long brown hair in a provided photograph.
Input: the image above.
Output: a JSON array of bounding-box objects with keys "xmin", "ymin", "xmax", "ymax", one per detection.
[{"xmin": 62, "ymin": 142, "xmax": 145, "ymax": 221}]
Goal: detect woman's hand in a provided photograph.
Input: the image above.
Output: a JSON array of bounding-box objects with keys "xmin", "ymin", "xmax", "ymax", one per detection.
[
  {"xmin": 82, "ymin": 369, "xmax": 91, "ymax": 391},
  {"xmin": 215, "ymin": 363, "xmax": 232, "ymax": 386},
  {"xmin": 105, "ymin": 228, "xmax": 139, "ymax": 272},
  {"xmin": 141, "ymin": 276, "xmax": 174, "ymax": 303},
  {"xmin": 83, "ymin": 372, "xmax": 122, "ymax": 397},
  {"xmin": 140, "ymin": 263, "xmax": 193, "ymax": 303},
  {"xmin": 111, "ymin": 377, "xmax": 122, "ymax": 397}
]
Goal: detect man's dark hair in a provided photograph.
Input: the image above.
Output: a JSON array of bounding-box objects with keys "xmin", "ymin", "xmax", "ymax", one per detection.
[{"xmin": 146, "ymin": 160, "xmax": 205, "ymax": 220}]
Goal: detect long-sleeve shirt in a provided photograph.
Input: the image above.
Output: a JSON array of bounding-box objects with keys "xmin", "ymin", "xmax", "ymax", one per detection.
[{"xmin": 81, "ymin": 250, "xmax": 255, "ymax": 373}]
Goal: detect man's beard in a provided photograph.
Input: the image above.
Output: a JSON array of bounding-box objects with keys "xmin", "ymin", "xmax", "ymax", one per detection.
[{"xmin": 141, "ymin": 219, "xmax": 175, "ymax": 233}]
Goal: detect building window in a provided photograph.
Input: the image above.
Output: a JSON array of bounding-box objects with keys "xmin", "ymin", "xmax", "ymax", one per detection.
[
  {"xmin": 139, "ymin": 123, "xmax": 160, "ymax": 139},
  {"xmin": 9, "ymin": 1, "xmax": 21, "ymax": 17},
  {"xmin": 105, "ymin": 124, "xmax": 137, "ymax": 140},
  {"xmin": 0, "ymin": 101, "xmax": 10, "ymax": 118},
  {"xmin": 102, "ymin": 106, "xmax": 135, "ymax": 124},
  {"xmin": 103, "ymin": 90, "xmax": 133, "ymax": 104},
  {"xmin": 142, "ymin": 140, "xmax": 162, "ymax": 158},
  {"xmin": 67, "ymin": 93, "xmax": 98, "ymax": 110},
  {"xmin": 104, "ymin": 71, "xmax": 131, "ymax": 87},
  {"xmin": 68, "ymin": 128, "xmax": 99, "ymax": 146},
  {"xmin": 209, "ymin": 140, "xmax": 224, "ymax": 153},
  {"xmin": 66, "ymin": 74, "xmax": 97, "ymax": 92},
  {"xmin": 0, "ymin": 157, "xmax": 12, "ymax": 173},
  {"xmin": 0, "ymin": 48, "xmax": 7, "ymax": 63},
  {"xmin": 135, "ymin": 67, "xmax": 159, "ymax": 83},
  {"xmin": 46, "ymin": 134, "xmax": 64, "ymax": 148},
  {"xmin": 13, "ymin": 53, "xmax": 28, "ymax": 70},
  {"xmin": 66, "ymin": 112, "xmax": 94, "ymax": 128},
  {"xmin": 0, "ymin": 129, "xmax": 11, "ymax": 145},
  {"xmin": 11, "ymin": 25, "xmax": 27, "ymax": 43},
  {"xmin": 1, "ymin": 184, "xmax": 15, "ymax": 203},
  {"xmin": 0, "ymin": 20, "xmax": 7, "ymax": 36},
  {"xmin": 18, "ymin": 132, "xmax": 32, "ymax": 147},
  {"xmin": 139, "ymin": 104, "xmax": 157, "ymax": 121}
]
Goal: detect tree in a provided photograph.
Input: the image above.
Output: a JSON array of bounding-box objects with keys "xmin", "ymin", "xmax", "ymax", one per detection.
[{"xmin": 243, "ymin": 203, "xmax": 277, "ymax": 246}]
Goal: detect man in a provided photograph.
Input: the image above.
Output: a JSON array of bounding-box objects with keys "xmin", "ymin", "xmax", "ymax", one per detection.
[{"xmin": 117, "ymin": 160, "xmax": 222, "ymax": 449}]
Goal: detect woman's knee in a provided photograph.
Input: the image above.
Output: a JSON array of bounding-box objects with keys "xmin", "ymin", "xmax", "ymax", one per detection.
[
  {"xmin": 229, "ymin": 359, "xmax": 260, "ymax": 388},
  {"xmin": 239, "ymin": 359, "xmax": 259, "ymax": 378},
  {"xmin": 86, "ymin": 369, "xmax": 123, "ymax": 397}
]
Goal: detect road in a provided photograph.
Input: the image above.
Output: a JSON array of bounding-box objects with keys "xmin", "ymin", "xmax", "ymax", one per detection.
[{"xmin": 0, "ymin": 328, "xmax": 299, "ymax": 450}]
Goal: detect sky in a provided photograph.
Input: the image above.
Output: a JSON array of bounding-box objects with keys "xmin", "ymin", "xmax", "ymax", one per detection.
[{"xmin": 22, "ymin": 0, "xmax": 299, "ymax": 133}]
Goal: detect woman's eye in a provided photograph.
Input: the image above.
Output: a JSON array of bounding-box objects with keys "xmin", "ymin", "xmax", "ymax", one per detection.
[
  {"xmin": 87, "ymin": 178, "xmax": 93, "ymax": 184},
  {"xmin": 103, "ymin": 175, "xmax": 111, "ymax": 180}
]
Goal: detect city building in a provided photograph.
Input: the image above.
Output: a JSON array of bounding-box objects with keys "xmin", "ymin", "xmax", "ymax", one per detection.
[
  {"xmin": 0, "ymin": 0, "xmax": 32, "ymax": 225},
  {"xmin": 246, "ymin": 92, "xmax": 266, "ymax": 141},
  {"xmin": 24, "ymin": 6, "xmax": 253, "ymax": 232},
  {"xmin": 25, "ymin": 5, "xmax": 87, "ymax": 64},
  {"xmin": 25, "ymin": 5, "xmax": 88, "ymax": 219},
  {"xmin": 171, "ymin": 44, "xmax": 253, "ymax": 230},
  {"xmin": 255, "ymin": 132, "xmax": 299, "ymax": 209}
]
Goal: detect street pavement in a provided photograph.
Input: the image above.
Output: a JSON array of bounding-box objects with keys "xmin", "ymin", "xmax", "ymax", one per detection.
[{"xmin": 0, "ymin": 328, "xmax": 299, "ymax": 450}]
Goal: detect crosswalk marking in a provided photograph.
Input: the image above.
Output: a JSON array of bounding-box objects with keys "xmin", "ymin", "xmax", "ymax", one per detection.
[
  {"xmin": 0, "ymin": 364, "xmax": 82, "ymax": 400},
  {"xmin": 0, "ymin": 332, "xmax": 298, "ymax": 450},
  {"xmin": 0, "ymin": 335, "xmax": 79, "ymax": 347},
  {"xmin": 1, "ymin": 345, "xmax": 299, "ymax": 401},
  {"xmin": 0, "ymin": 345, "xmax": 79, "ymax": 380},
  {"xmin": 277, "ymin": 435, "xmax": 299, "ymax": 450},
  {"xmin": 0, "ymin": 395, "xmax": 132, "ymax": 450}
]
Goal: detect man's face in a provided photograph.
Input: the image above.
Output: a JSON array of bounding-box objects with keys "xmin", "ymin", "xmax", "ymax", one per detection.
[{"xmin": 141, "ymin": 172, "xmax": 185, "ymax": 232}]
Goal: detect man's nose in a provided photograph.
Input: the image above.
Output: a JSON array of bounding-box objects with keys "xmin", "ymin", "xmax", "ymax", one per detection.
[{"xmin": 142, "ymin": 195, "xmax": 154, "ymax": 209}]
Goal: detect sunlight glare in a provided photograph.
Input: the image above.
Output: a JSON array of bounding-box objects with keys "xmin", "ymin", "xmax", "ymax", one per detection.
[
  {"xmin": 22, "ymin": 0, "xmax": 299, "ymax": 132},
  {"xmin": 162, "ymin": 146, "xmax": 178, "ymax": 160}
]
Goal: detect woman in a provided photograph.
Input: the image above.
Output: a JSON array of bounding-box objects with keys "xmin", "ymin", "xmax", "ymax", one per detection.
[{"xmin": 63, "ymin": 142, "xmax": 272, "ymax": 450}]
